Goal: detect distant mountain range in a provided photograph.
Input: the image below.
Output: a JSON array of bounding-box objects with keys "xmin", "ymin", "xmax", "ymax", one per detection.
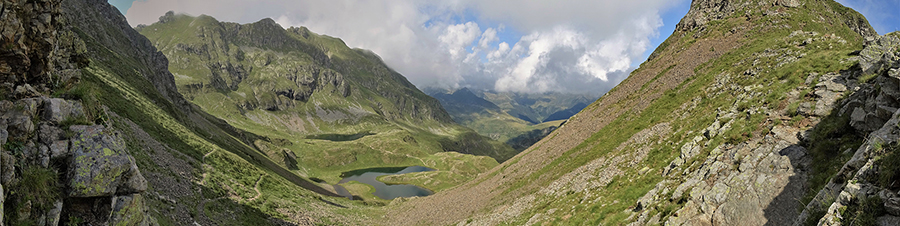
[{"xmin": 425, "ymin": 87, "xmax": 597, "ymax": 150}]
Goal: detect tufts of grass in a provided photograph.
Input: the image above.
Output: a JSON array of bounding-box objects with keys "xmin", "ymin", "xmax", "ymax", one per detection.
[
  {"xmin": 858, "ymin": 73, "xmax": 879, "ymax": 84},
  {"xmin": 3, "ymin": 166, "xmax": 61, "ymax": 226},
  {"xmin": 841, "ymin": 195, "xmax": 885, "ymax": 226},
  {"xmin": 804, "ymin": 193, "xmax": 837, "ymax": 226},
  {"xmin": 801, "ymin": 111, "xmax": 861, "ymax": 209},
  {"xmin": 877, "ymin": 143, "xmax": 900, "ymax": 189}
]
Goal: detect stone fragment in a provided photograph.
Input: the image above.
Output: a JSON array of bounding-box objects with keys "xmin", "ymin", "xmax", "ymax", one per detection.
[
  {"xmin": 0, "ymin": 129, "xmax": 7, "ymax": 146},
  {"xmin": 39, "ymin": 145, "xmax": 49, "ymax": 168},
  {"xmin": 49, "ymin": 140, "xmax": 69, "ymax": 160},
  {"xmin": 46, "ymin": 200, "xmax": 63, "ymax": 226},
  {"xmin": 1, "ymin": 152, "xmax": 14, "ymax": 187}
]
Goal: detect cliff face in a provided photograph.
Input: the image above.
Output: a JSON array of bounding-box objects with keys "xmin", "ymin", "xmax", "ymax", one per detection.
[
  {"xmin": 62, "ymin": 0, "xmax": 192, "ymax": 113},
  {"xmin": 139, "ymin": 13, "xmax": 451, "ymax": 124},
  {"xmin": 388, "ymin": 0, "xmax": 894, "ymax": 225}
]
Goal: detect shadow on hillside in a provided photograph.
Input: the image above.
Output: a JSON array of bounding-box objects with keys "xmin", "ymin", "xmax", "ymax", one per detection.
[
  {"xmin": 762, "ymin": 70, "xmax": 861, "ymax": 226},
  {"xmin": 306, "ymin": 131, "xmax": 376, "ymax": 141},
  {"xmin": 761, "ymin": 144, "xmax": 811, "ymax": 226}
]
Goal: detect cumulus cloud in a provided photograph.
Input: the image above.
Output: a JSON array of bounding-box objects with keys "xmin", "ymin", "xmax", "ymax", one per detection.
[{"xmin": 124, "ymin": 0, "xmax": 682, "ymax": 94}]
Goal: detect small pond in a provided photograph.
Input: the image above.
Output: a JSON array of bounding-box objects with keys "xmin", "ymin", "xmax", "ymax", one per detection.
[{"xmin": 333, "ymin": 166, "xmax": 435, "ymax": 200}]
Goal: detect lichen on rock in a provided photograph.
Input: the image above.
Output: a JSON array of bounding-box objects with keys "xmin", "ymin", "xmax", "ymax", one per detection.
[{"xmin": 67, "ymin": 125, "xmax": 147, "ymax": 197}]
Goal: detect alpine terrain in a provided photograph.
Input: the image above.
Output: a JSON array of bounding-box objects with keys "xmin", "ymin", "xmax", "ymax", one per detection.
[{"xmin": 1, "ymin": 0, "xmax": 899, "ymax": 225}]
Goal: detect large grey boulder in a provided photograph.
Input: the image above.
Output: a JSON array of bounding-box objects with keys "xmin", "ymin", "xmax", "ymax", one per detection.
[
  {"xmin": 42, "ymin": 98, "xmax": 85, "ymax": 124},
  {"xmin": 850, "ymin": 107, "xmax": 885, "ymax": 132},
  {"xmin": 67, "ymin": 125, "xmax": 147, "ymax": 197}
]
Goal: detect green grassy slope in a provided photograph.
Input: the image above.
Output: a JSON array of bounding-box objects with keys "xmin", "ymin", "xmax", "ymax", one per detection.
[{"xmin": 389, "ymin": 0, "xmax": 878, "ymax": 225}]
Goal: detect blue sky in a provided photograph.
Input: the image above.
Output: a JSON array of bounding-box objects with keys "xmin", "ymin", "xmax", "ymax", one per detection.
[{"xmin": 110, "ymin": 0, "xmax": 898, "ymax": 94}]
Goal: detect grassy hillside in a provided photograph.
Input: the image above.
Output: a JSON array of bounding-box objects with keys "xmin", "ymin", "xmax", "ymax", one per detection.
[
  {"xmin": 390, "ymin": 0, "xmax": 880, "ymax": 225},
  {"xmin": 54, "ymin": 0, "xmax": 506, "ymax": 224}
]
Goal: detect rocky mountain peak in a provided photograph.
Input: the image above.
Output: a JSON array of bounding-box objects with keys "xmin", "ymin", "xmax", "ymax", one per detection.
[{"xmin": 676, "ymin": 0, "xmax": 874, "ymax": 38}]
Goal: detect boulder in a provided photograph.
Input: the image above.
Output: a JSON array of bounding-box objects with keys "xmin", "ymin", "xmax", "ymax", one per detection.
[
  {"xmin": 776, "ymin": 0, "xmax": 801, "ymax": 7},
  {"xmin": 38, "ymin": 123, "xmax": 64, "ymax": 145},
  {"xmin": 15, "ymin": 98, "xmax": 43, "ymax": 117},
  {"xmin": 14, "ymin": 84, "xmax": 40, "ymax": 98},
  {"xmin": 886, "ymin": 195, "xmax": 900, "ymax": 216},
  {"xmin": 283, "ymin": 149, "xmax": 298, "ymax": 169},
  {"xmin": 67, "ymin": 125, "xmax": 147, "ymax": 197},
  {"xmin": 850, "ymin": 107, "xmax": 885, "ymax": 132},
  {"xmin": 7, "ymin": 114, "xmax": 34, "ymax": 138},
  {"xmin": 42, "ymin": 98, "xmax": 85, "ymax": 124}
]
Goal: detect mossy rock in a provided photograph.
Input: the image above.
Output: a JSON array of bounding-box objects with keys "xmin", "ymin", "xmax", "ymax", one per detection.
[{"xmin": 67, "ymin": 125, "xmax": 146, "ymax": 197}]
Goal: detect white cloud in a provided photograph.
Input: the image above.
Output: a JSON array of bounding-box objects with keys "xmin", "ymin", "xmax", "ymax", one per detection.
[
  {"xmin": 439, "ymin": 22, "xmax": 481, "ymax": 61},
  {"xmin": 125, "ymin": 0, "xmax": 683, "ymax": 94},
  {"xmin": 478, "ymin": 28, "xmax": 498, "ymax": 50}
]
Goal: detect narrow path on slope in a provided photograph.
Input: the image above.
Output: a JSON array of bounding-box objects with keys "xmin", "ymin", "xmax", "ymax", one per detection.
[{"xmin": 249, "ymin": 175, "xmax": 265, "ymax": 202}]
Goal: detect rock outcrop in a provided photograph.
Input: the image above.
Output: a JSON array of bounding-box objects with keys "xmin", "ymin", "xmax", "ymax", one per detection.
[
  {"xmin": 798, "ymin": 32, "xmax": 900, "ymax": 226},
  {"xmin": 0, "ymin": 98, "xmax": 155, "ymax": 225},
  {"xmin": 0, "ymin": 0, "xmax": 156, "ymax": 225},
  {"xmin": 676, "ymin": 0, "xmax": 875, "ymax": 38}
]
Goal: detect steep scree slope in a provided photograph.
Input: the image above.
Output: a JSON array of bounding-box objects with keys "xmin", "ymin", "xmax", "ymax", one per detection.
[{"xmin": 389, "ymin": 0, "xmax": 890, "ymax": 225}]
